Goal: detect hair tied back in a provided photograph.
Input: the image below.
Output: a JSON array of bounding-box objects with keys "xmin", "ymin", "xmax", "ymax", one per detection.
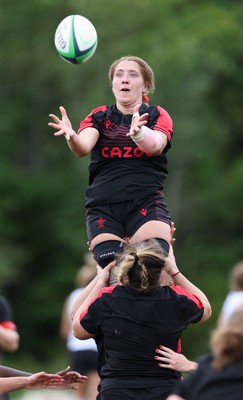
[{"xmin": 132, "ymin": 252, "xmax": 139, "ymax": 264}]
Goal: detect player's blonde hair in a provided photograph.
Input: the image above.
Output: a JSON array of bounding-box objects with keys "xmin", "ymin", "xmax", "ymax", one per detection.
[
  {"xmin": 229, "ymin": 261, "xmax": 243, "ymax": 291},
  {"xmin": 211, "ymin": 304, "xmax": 243, "ymax": 369},
  {"xmin": 75, "ymin": 253, "xmax": 97, "ymax": 288},
  {"xmin": 116, "ymin": 239, "xmax": 166, "ymax": 291},
  {"xmin": 108, "ymin": 55, "xmax": 155, "ymax": 103}
]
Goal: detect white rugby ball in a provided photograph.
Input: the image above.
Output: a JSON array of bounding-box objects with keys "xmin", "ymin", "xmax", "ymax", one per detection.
[{"xmin": 54, "ymin": 15, "xmax": 98, "ymax": 64}]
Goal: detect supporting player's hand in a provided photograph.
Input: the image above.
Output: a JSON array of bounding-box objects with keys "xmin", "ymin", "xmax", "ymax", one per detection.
[
  {"xmin": 164, "ymin": 245, "xmax": 179, "ymax": 277},
  {"xmin": 154, "ymin": 345, "xmax": 198, "ymax": 373},
  {"xmin": 96, "ymin": 261, "xmax": 116, "ymax": 287},
  {"xmin": 48, "ymin": 106, "xmax": 76, "ymax": 141},
  {"xmin": 170, "ymin": 221, "xmax": 176, "ymax": 245}
]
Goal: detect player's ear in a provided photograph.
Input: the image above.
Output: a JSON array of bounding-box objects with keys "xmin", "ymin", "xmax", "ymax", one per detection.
[{"xmin": 143, "ymin": 82, "xmax": 148, "ymax": 92}]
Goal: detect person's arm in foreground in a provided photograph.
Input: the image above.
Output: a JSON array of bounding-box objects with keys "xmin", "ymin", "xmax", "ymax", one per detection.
[
  {"xmin": 72, "ymin": 263, "xmax": 114, "ymax": 340},
  {"xmin": 165, "ymin": 245, "xmax": 212, "ymax": 322},
  {"xmin": 0, "ymin": 365, "xmax": 87, "ymax": 393},
  {"xmin": 56, "ymin": 366, "xmax": 87, "ymax": 386},
  {"xmin": 0, "ymin": 371, "xmax": 87, "ymax": 394},
  {"xmin": 0, "ymin": 365, "xmax": 31, "ymax": 378},
  {"xmin": 155, "ymin": 345, "xmax": 198, "ymax": 373},
  {"xmin": 48, "ymin": 106, "xmax": 99, "ymax": 157},
  {"xmin": 0, "ymin": 373, "xmax": 60, "ymax": 394}
]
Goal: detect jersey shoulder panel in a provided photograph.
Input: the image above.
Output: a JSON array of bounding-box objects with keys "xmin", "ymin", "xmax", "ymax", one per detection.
[
  {"xmin": 146, "ymin": 105, "xmax": 173, "ymax": 143},
  {"xmin": 170, "ymin": 285, "xmax": 204, "ymax": 309},
  {"xmin": 80, "ymin": 285, "xmax": 117, "ymax": 321},
  {"xmin": 78, "ymin": 105, "xmax": 109, "ymax": 133}
]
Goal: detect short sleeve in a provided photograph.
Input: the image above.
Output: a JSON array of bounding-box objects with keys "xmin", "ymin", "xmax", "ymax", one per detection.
[
  {"xmin": 150, "ymin": 106, "xmax": 173, "ymax": 141},
  {"xmin": 0, "ymin": 296, "xmax": 12, "ymax": 322},
  {"xmin": 79, "ymin": 286, "xmax": 115, "ymax": 335},
  {"xmin": 77, "ymin": 105, "xmax": 108, "ymax": 133},
  {"xmin": 170, "ymin": 286, "xmax": 204, "ymax": 324},
  {"xmin": 80, "ymin": 297, "xmax": 103, "ymax": 335}
]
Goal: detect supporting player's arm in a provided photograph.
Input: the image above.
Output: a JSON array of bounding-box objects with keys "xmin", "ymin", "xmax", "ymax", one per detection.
[
  {"xmin": 0, "ymin": 325, "xmax": 19, "ymax": 352},
  {"xmin": 165, "ymin": 245, "xmax": 212, "ymax": 323},
  {"xmin": 72, "ymin": 262, "xmax": 115, "ymax": 339}
]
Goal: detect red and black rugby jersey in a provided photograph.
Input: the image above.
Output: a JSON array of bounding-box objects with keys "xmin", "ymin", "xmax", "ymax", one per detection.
[
  {"xmin": 80, "ymin": 284, "xmax": 203, "ymax": 386},
  {"xmin": 0, "ymin": 296, "xmax": 17, "ymax": 331},
  {"xmin": 78, "ymin": 103, "xmax": 173, "ymax": 207}
]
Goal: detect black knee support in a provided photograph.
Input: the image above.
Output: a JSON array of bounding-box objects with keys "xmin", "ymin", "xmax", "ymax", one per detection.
[
  {"xmin": 93, "ymin": 240, "xmax": 124, "ymax": 269},
  {"xmin": 153, "ymin": 238, "xmax": 169, "ymax": 255}
]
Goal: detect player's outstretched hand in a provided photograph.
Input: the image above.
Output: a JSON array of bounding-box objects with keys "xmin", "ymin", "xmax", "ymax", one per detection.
[
  {"xmin": 126, "ymin": 104, "xmax": 149, "ymax": 137},
  {"xmin": 48, "ymin": 106, "xmax": 76, "ymax": 141},
  {"xmin": 56, "ymin": 366, "xmax": 88, "ymax": 389},
  {"xmin": 25, "ymin": 371, "xmax": 66, "ymax": 390}
]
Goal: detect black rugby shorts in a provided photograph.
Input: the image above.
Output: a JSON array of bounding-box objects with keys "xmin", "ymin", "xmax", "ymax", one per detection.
[
  {"xmin": 69, "ymin": 349, "xmax": 98, "ymax": 375},
  {"xmin": 86, "ymin": 190, "xmax": 171, "ymax": 242},
  {"xmin": 100, "ymin": 385, "xmax": 175, "ymax": 400}
]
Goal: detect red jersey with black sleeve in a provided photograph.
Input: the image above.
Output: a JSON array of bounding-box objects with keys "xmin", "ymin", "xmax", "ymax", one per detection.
[
  {"xmin": 79, "ymin": 284, "xmax": 204, "ymax": 390},
  {"xmin": 78, "ymin": 103, "xmax": 173, "ymax": 207}
]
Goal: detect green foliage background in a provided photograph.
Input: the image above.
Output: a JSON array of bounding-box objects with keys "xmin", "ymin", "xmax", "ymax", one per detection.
[{"xmin": 1, "ymin": 0, "xmax": 243, "ymax": 374}]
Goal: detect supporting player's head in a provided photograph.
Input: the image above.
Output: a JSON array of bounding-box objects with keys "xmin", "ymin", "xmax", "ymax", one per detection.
[
  {"xmin": 116, "ymin": 239, "xmax": 166, "ymax": 291},
  {"xmin": 75, "ymin": 253, "xmax": 97, "ymax": 288},
  {"xmin": 229, "ymin": 261, "xmax": 243, "ymax": 291},
  {"xmin": 211, "ymin": 304, "xmax": 243, "ymax": 370}
]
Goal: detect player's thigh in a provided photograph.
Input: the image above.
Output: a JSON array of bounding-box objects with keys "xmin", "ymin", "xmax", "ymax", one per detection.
[
  {"xmin": 126, "ymin": 190, "xmax": 171, "ymax": 240},
  {"xmin": 90, "ymin": 233, "xmax": 123, "ymax": 248},
  {"xmin": 130, "ymin": 220, "xmax": 171, "ymax": 244}
]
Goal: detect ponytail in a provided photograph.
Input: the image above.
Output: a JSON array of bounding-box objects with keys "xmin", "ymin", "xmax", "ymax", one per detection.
[{"xmin": 116, "ymin": 239, "xmax": 166, "ymax": 291}]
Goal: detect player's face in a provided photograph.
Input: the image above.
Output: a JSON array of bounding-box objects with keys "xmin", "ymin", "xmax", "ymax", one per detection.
[{"xmin": 112, "ymin": 60, "xmax": 147, "ymax": 108}]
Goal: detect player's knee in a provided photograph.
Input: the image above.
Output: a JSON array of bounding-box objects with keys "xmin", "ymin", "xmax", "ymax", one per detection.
[
  {"xmin": 153, "ymin": 238, "xmax": 169, "ymax": 255},
  {"xmin": 93, "ymin": 240, "xmax": 124, "ymax": 269}
]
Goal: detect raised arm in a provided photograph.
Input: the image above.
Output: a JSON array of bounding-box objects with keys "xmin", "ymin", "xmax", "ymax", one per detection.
[
  {"xmin": 0, "ymin": 366, "xmax": 87, "ymax": 394},
  {"xmin": 126, "ymin": 104, "xmax": 169, "ymax": 156},
  {"xmin": 72, "ymin": 262, "xmax": 115, "ymax": 340},
  {"xmin": 71, "ymin": 274, "xmax": 98, "ymax": 321},
  {"xmin": 48, "ymin": 106, "xmax": 99, "ymax": 157},
  {"xmin": 164, "ymin": 245, "xmax": 212, "ymax": 323},
  {"xmin": 0, "ymin": 372, "xmax": 72, "ymax": 394}
]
